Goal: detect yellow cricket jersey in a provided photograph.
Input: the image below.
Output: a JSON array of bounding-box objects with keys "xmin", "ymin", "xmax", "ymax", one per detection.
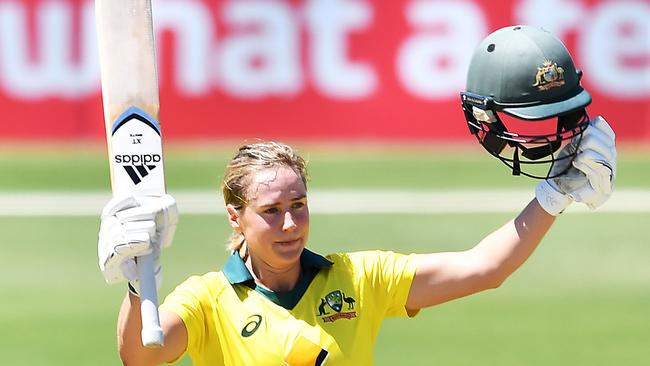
[{"xmin": 160, "ymin": 249, "xmax": 419, "ymax": 366}]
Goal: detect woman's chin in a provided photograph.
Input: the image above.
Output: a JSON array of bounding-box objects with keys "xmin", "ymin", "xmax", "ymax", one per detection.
[{"xmin": 274, "ymin": 239, "xmax": 304, "ymax": 261}]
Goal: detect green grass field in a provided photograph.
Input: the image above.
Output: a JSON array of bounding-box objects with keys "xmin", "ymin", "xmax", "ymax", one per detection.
[{"xmin": 0, "ymin": 144, "xmax": 648, "ymax": 365}]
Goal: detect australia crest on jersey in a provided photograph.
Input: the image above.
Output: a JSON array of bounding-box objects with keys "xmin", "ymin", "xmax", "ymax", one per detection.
[{"xmin": 317, "ymin": 289, "xmax": 357, "ymax": 323}]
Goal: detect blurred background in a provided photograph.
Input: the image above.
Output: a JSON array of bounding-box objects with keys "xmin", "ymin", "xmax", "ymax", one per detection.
[
  {"xmin": 0, "ymin": 0, "xmax": 648, "ymax": 365},
  {"xmin": 2, "ymin": 0, "xmax": 649, "ymax": 142}
]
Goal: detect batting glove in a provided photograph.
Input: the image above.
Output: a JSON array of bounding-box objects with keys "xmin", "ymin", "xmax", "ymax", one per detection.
[
  {"xmin": 536, "ymin": 116, "xmax": 617, "ymax": 215},
  {"xmin": 98, "ymin": 194, "xmax": 178, "ymax": 292}
]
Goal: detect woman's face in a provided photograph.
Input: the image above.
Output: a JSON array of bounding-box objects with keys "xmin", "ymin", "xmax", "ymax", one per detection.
[{"xmin": 228, "ymin": 166, "xmax": 309, "ymax": 268}]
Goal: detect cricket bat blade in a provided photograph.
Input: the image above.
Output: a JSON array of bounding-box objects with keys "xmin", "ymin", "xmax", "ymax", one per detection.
[{"xmin": 95, "ymin": 0, "xmax": 165, "ymax": 347}]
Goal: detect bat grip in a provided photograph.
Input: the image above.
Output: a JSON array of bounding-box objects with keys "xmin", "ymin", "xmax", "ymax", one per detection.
[{"xmin": 137, "ymin": 253, "xmax": 164, "ymax": 347}]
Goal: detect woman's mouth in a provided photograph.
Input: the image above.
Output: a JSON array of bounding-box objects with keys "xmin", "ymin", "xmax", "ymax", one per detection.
[{"xmin": 276, "ymin": 238, "xmax": 300, "ymax": 246}]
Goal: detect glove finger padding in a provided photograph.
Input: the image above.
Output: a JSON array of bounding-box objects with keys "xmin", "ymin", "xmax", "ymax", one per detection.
[
  {"xmin": 536, "ymin": 116, "xmax": 617, "ymax": 215},
  {"xmin": 97, "ymin": 194, "xmax": 178, "ymax": 288},
  {"xmin": 577, "ymin": 116, "xmax": 616, "ymax": 168},
  {"xmin": 101, "ymin": 196, "xmax": 139, "ymax": 218},
  {"xmin": 153, "ymin": 194, "xmax": 178, "ymax": 249},
  {"xmin": 572, "ymin": 116, "xmax": 617, "ymax": 207},
  {"xmin": 551, "ymin": 165, "xmax": 589, "ymax": 196},
  {"xmin": 570, "ymin": 184, "xmax": 611, "ymax": 210},
  {"xmin": 578, "ymin": 127, "xmax": 616, "ymax": 163},
  {"xmin": 122, "ymin": 220, "xmax": 157, "ymax": 237},
  {"xmin": 99, "ymin": 219, "xmax": 156, "ymax": 285},
  {"xmin": 112, "ymin": 232, "xmax": 152, "ymax": 256},
  {"xmin": 115, "ymin": 205, "xmax": 157, "ymax": 222},
  {"xmin": 572, "ymin": 150, "xmax": 614, "ymax": 196},
  {"xmin": 585, "ymin": 116, "xmax": 616, "ymax": 145},
  {"xmin": 577, "ymin": 126, "xmax": 616, "ymax": 163}
]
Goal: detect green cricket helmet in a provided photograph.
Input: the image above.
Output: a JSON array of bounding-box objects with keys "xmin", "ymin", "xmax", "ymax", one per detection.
[{"xmin": 460, "ymin": 25, "xmax": 591, "ymax": 179}]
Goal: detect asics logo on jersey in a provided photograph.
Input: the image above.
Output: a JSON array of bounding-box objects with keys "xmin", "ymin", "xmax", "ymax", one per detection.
[
  {"xmin": 317, "ymin": 290, "xmax": 357, "ymax": 323},
  {"xmin": 241, "ymin": 314, "xmax": 263, "ymax": 337}
]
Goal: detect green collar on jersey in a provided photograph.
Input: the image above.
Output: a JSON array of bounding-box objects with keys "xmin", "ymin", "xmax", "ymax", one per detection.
[{"xmin": 223, "ymin": 248, "xmax": 333, "ymax": 310}]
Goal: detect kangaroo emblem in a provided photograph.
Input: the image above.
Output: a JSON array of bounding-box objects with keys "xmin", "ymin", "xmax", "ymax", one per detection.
[{"xmin": 318, "ymin": 298, "xmax": 330, "ymax": 315}]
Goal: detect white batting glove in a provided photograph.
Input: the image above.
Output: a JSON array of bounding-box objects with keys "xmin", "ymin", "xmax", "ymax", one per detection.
[
  {"xmin": 536, "ymin": 116, "xmax": 617, "ymax": 215},
  {"xmin": 98, "ymin": 194, "xmax": 178, "ymax": 293}
]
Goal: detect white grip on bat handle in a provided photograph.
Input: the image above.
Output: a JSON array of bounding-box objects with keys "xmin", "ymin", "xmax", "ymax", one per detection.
[{"xmin": 137, "ymin": 253, "xmax": 164, "ymax": 347}]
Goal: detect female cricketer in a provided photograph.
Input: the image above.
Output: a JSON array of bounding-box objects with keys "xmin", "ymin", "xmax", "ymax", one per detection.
[{"xmin": 97, "ymin": 26, "xmax": 617, "ymax": 365}]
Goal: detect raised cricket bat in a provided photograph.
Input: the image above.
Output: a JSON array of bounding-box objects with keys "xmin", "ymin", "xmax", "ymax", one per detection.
[{"xmin": 95, "ymin": 0, "xmax": 165, "ymax": 347}]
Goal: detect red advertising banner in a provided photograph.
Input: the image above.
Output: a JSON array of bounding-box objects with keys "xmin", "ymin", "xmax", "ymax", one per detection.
[{"xmin": 0, "ymin": 0, "xmax": 648, "ymax": 142}]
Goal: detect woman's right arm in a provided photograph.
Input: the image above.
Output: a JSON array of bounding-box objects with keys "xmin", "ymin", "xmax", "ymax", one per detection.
[
  {"xmin": 97, "ymin": 194, "xmax": 181, "ymax": 365},
  {"xmin": 118, "ymin": 291, "xmax": 187, "ymax": 366}
]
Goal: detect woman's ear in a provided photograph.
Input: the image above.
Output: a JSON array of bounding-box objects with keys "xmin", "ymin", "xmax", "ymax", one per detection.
[{"xmin": 226, "ymin": 204, "xmax": 242, "ymax": 232}]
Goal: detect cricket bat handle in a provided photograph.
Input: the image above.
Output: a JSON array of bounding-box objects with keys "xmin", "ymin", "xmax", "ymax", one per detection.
[{"xmin": 137, "ymin": 253, "xmax": 164, "ymax": 347}]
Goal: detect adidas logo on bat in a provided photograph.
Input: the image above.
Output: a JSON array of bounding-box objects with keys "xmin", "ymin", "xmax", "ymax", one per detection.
[
  {"xmin": 122, "ymin": 164, "xmax": 157, "ymax": 185},
  {"xmin": 115, "ymin": 154, "xmax": 161, "ymax": 185},
  {"xmin": 115, "ymin": 154, "xmax": 161, "ymax": 164}
]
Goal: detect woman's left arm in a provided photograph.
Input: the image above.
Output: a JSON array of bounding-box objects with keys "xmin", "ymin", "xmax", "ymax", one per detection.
[
  {"xmin": 406, "ymin": 116, "xmax": 616, "ymax": 310},
  {"xmin": 406, "ymin": 198, "xmax": 553, "ymax": 309}
]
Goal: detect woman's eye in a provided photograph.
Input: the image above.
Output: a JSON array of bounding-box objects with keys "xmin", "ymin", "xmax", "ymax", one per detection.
[
  {"xmin": 292, "ymin": 202, "xmax": 305, "ymax": 209},
  {"xmin": 264, "ymin": 207, "xmax": 279, "ymax": 214}
]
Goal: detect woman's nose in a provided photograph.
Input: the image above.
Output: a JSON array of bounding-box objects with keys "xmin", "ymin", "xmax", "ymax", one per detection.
[{"xmin": 282, "ymin": 211, "xmax": 297, "ymax": 232}]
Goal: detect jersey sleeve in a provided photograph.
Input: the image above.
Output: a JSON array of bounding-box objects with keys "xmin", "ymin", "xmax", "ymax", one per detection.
[
  {"xmin": 159, "ymin": 274, "xmax": 215, "ymax": 360},
  {"xmin": 356, "ymin": 251, "xmax": 419, "ymax": 318}
]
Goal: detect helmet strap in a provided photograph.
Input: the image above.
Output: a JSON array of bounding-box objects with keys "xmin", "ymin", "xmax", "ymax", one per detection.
[
  {"xmin": 520, "ymin": 139, "xmax": 560, "ymax": 160},
  {"xmin": 512, "ymin": 146, "xmax": 521, "ymax": 176}
]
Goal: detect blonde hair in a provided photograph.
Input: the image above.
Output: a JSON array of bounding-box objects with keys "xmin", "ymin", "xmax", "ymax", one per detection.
[{"xmin": 221, "ymin": 141, "xmax": 308, "ymax": 251}]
